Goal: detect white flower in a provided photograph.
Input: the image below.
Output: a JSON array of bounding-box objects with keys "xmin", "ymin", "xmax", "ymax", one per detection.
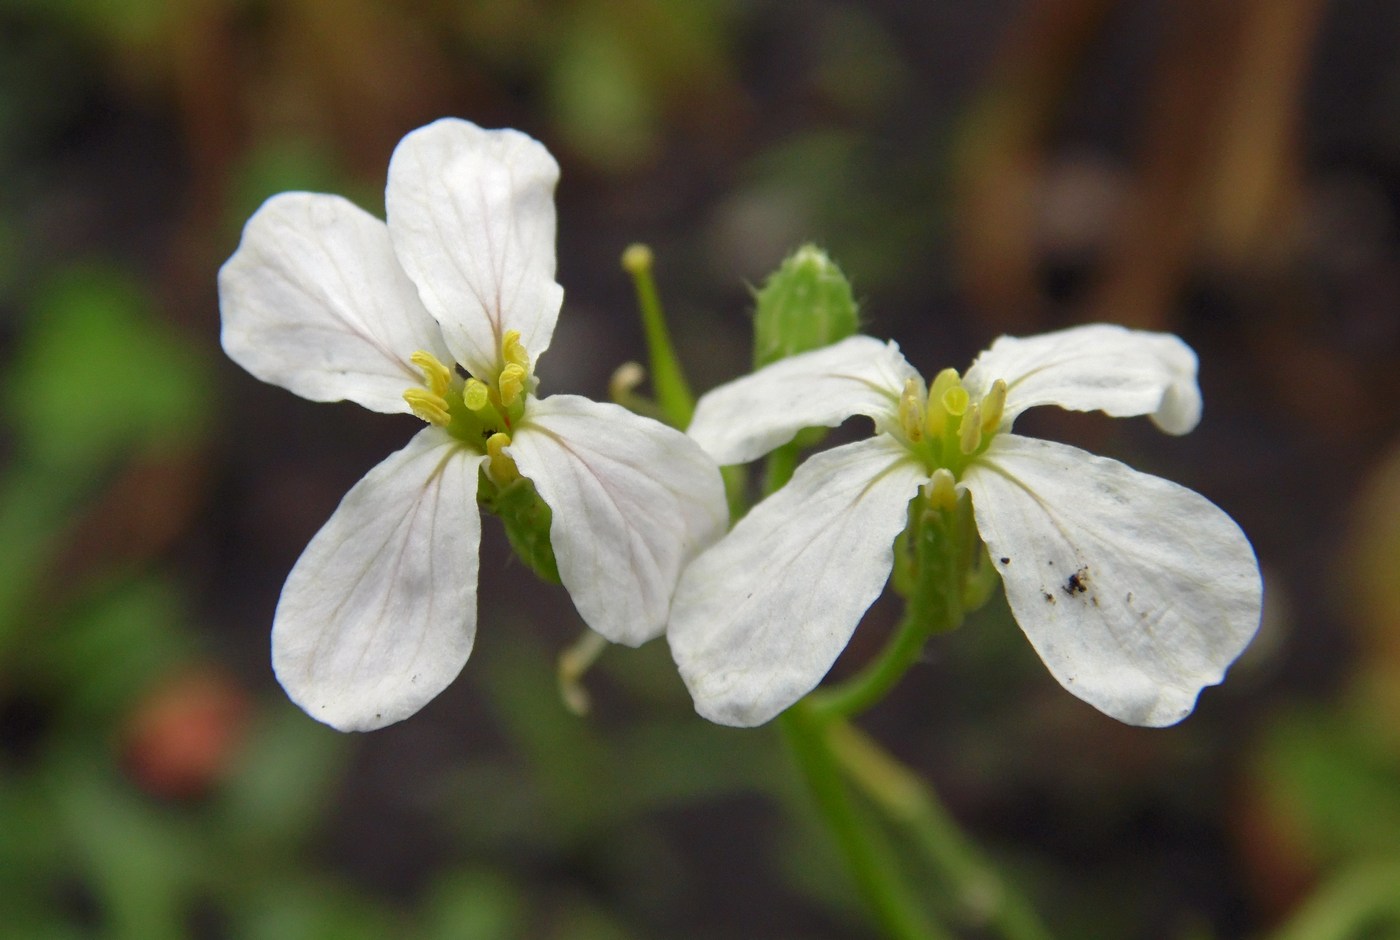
[
  {"xmin": 219, "ymin": 118, "xmax": 727, "ymax": 732},
  {"xmin": 668, "ymin": 325, "xmax": 1261, "ymax": 728}
]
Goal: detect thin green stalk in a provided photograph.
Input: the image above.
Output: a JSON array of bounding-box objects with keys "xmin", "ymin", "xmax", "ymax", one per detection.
[
  {"xmin": 812, "ymin": 493, "xmax": 973, "ymax": 721},
  {"xmin": 780, "ymin": 702, "xmax": 948, "ymax": 940},
  {"xmin": 829, "ymin": 721, "xmax": 1054, "ymax": 940},
  {"xmin": 622, "ymin": 244, "xmax": 693, "ymax": 428},
  {"xmin": 762, "ymin": 441, "xmax": 801, "ymax": 495},
  {"xmin": 810, "ymin": 610, "xmax": 929, "ymax": 720}
]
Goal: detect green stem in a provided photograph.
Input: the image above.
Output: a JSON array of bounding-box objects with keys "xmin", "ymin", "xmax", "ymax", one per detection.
[
  {"xmin": 622, "ymin": 244, "xmax": 694, "ymax": 428},
  {"xmin": 810, "ymin": 610, "xmax": 929, "ymax": 720},
  {"xmin": 762, "ymin": 441, "xmax": 801, "ymax": 495},
  {"xmin": 829, "ymin": 721, "xmax": 1054, "ymax": 940},
  {"xmin": 780, "ymin": 703, "xmax": 948, "ymax": 940}
]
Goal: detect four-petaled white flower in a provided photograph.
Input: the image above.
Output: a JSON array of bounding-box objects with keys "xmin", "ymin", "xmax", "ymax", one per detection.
[
  {"xmin": 219, "ymin": 118, "xmax": 727, "ymax": 732},
  {"xmin": 668, "ymin": 325, "xmax": 1262, "ymax": 728}
]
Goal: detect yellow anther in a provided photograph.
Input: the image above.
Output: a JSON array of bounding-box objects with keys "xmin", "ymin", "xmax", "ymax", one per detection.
[
  {"xmin": 485, "ymin": 432, "xmax": 519, "ymax": 484},
  {"xmin": 980, "ymin": 379, "xmax": 1008, "ymax": 434},
  {"xmin": 926, "ymin": 468, "xmax": 958, "ymax": 512},
  {"xmin": 410, "ymin": 350, "xmax": 453, "ymax": 398},
  {"xmin": 959, "ymin": 403, "xmax": 983, "ymax": 455},
  {"xmin": 498, "ymin": 363, "xmax": 527, "ymax": 407},
  {"xmin": 463, "ymin": 377, "xmax": 490, "ymax": 412},
  {"xmin": 502, "ymin": 329, "xmax": 530, "ymax": 371},
  {"xmin": 404, "ymin": 388, "xmax": 451, "ymax": 427},
  {"xmin": 898, "ymin": 378, "xmax": 925, "ymax": 442}
]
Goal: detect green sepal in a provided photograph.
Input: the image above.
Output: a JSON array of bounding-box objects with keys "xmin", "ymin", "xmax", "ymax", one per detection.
[
  {"xmin": 752, "ymin": 244, "xmax": 859, "ymax": 368},
  {"xmin": 478, "ymin": 469, "xmax": 561, "ymax": 584}
]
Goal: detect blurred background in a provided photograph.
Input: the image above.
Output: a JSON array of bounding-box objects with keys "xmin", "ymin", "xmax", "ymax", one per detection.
[{"xmin": 3, "ymin": 0, "xmax": 1400, "ymax": 937}]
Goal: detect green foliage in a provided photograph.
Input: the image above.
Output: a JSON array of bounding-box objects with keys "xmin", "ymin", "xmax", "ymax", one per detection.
[
  {"xmin": 3, "ymin": 267, "xmax": 209, "ymax": 473},
  {"xmin": 1253, "ymin": 705, "xmax": 1400, "ymax": 939}
]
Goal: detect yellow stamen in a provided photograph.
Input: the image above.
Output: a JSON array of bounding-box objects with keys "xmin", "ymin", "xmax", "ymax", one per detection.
[
  {"xmin": 404, "ymin": 388, "xmax": 450, "ymax": 427},
  {"xmin": 898, "ymin": 378, "xmax": 925, "ymax": 442},
  {"xmin": 926, "ymin": 468, "xmax": 958, "ymax": 512},
  {"xmin": 502, "ymin": 329, "xmax": 530, "ymax": 371},
  {"xmin": 485, "ymin": 432, "xmax": 519, "ymax": 484},
  {"xmin": 980, "ymin": 379, "xmax": 1008, "ymax": 434},
  {"xmin": 463, "ymin": 377, "xmax": 490, "ymax": 412},
  {"xmin": 959, "ymin": 403, "xmax": 983, "ymax": 455},
  {"xmin": 411, "ymin": 350, "xmax": 453, "ymax": 397},
  {"xmin": 498, "ymin": 363, "xmax": 527, "ymax": 407}
]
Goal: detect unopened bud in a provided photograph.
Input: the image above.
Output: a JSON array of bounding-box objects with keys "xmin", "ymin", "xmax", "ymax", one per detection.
[{"xmin": 753, "ymin": 244, "xmax": 859, "ymax": 367}]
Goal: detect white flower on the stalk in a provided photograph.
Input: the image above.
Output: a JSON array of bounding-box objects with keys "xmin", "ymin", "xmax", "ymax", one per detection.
[
  {"xmin": 668, "ymin": 325, "xmax": 1261, "ymax": 728},
  {"xmin": 219, "ymin": 118, "xmax": 726, "ymax": 732}
]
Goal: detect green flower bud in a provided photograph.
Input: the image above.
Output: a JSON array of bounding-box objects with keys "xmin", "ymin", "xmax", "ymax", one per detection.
[{"xmin": 752, "ymin": 244, "xmax": 859, "ymax": 368}]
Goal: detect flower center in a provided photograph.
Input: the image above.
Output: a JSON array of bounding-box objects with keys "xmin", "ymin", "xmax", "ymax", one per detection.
[
  {"xmin": 402, "ymin": 330, "xmax": 535, "ymax": 482},
  {"xmin": 890, "ymin": 367, "xmax": 1007, "ymax": 480}
]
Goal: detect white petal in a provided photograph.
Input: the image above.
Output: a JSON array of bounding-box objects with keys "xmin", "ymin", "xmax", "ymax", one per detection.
[
  {"xmin": 688, "ymin": 335, "xmax": 916, "ymax": 465},
  {"xmin": 272, "ymin": 429, "xmax": 484, "ymax": 731},
  {"xmin": 218, "ymin": 192, "xmax": 452, "ymax": 414},
  {"xmin": 668, "ymin": 436, "xmax": 927, "ymax": 727},
  {"xmin": 508, "ymin": 395, "xmax": 728, "ymax": 646},
  {"xmin": 385, "ymin": 118, "xmax": 564, "ymax": 379},
  {"xmin": 962, "ymin": 324, "xmax": 1202, "ymax": 435},
  {"xmin": 963, "ymin": 435, "xmax": 1261, "ymax": 727}
]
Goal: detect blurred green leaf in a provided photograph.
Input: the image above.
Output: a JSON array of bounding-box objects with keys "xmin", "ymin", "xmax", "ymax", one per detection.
[
  {"xmin": 1255, "ymin": 706, "xmax": 1400, "ymax": 861},
  {"xmin": 548, "ymin": 19, "xmax": 657, "ymax": 169},
  {"xmin": 0, "ymin": 464, "xmax": 77, "ymax": 646},
  {"xmin": 226, "ymin": 135, "xmax": 370, "ymax": 241},
  {"xmin": 232, "ymin": 876, "xmax": 400, "ymax": 940},
  {"xmin": 1270, "ymin": 862, "xmax": 1400, "ymax": 940},
  {"xmin": 46, "ymin": 748, "xmax": 207, "ymax": 940},
  {"xmin": 4, "ymin": 266, "xmax": 209, "ymax": 474},
  {"xmin": 421, "ymin": 867, "xmax": 525, "ymax": 940},
  {"xmin": 215, "ymin": 708, "xmax": 350, "ymax": 854},
  {"xmin": 32, "ymin": 576, "xmax": 187, "ymax": 723},
  {"xmin": 0, "ymin": 0, "xmax": 175, "ymax": 55}
]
